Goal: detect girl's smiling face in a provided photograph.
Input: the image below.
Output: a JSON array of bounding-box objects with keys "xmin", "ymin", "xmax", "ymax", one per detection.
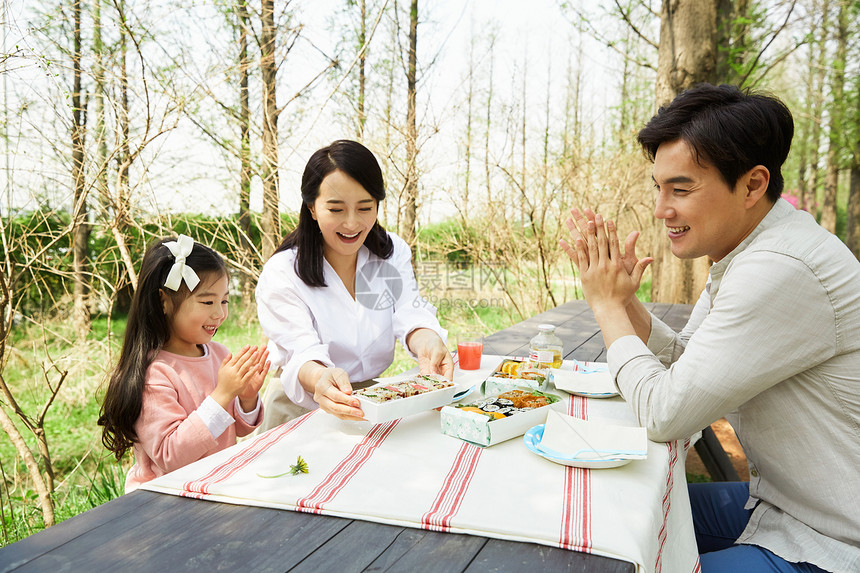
[
  {"xmin": 161, "ymin": 272, "xmax": 229, "ymax": 357},
  {"xmin": 309, "ymin": 169, "xmax": 378, "ymax": 265}
]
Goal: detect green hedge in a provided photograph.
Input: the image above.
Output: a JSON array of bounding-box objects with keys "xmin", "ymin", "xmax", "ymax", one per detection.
[{"xmin": 3, "ymin": 211, "xmax": 299, "ymax": 317}]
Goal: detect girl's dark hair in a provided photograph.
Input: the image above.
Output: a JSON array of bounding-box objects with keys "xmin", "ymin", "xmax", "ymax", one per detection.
[
  {"xmin": 275, "ymin": 139, "xmax": 393, "ymax": 286},
  {"xmin": 637, "ymin": 83, "xmax": 794, "ymax": 202},
  {"xmin": 98, "ymin": 236, "xmax": 227, "ymax": 461}
]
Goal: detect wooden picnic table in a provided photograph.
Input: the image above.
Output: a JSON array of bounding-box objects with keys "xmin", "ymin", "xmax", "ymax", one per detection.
[{"xmin": 1, "ymin": 299, "xmax": 710, "ymax": 573}]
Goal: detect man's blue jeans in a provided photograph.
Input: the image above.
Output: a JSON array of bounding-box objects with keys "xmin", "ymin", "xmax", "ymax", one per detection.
[{"xmin": 689, "ymin": 482, "xmax": 827, "ymax": 572}]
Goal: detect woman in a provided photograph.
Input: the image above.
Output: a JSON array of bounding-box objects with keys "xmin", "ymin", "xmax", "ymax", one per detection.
[{"xmin": 256, "ymin": 140, "xmax": 452, "ymax": 427}]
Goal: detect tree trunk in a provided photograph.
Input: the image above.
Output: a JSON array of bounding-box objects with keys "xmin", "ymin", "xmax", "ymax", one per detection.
[
  {"xmin": 847, "ymin": 166, "xmax": 860, "ymax": 258},
  {"xmin": 260, "ymin": 0, "xmax": 281, "ymax": 259},
  {"xmin": 117, "ymin": 2, "xmax": 130, "ymax": 220},
  {"xmin": 0, "ymin": 269, "xmax": 56, "ymax": 527},
  {"xmin": 484, "ymin": 36, "xmax": 494, "ymax": 215},
  {"xmin": 71, "ymin": 0, "xmax": 90, "ymax": 341},
  {"xmin": 619, "ymin": 28, "xmax": 631, "ymax": 148},
  {"xmin": 846, "ymin": 38, "xmax": 860, "ymax": 257},
  {"xmin": 380, "ymin": 18, "xmax": 396, "ymax": 229},
  {"xmin": 797, "ymin": 1, "xmax": 819, "ymax": 211},
  {"xmin": 732, "ymin": 0, "xmax": 750, "ymax": 79},
  {"xmin": 113, "ymin": 0, "xmax": 136, "ymax": 307},
  {"xmin": 715, "ymin": 0, "xmax": 733, "ymax": 82},
  {"xmin": 651, "ymin": 0, "xmax": 718, "ymax": 304},
  {"xmin": 542, "ymin": 52, "xmax": 551, "ymax": 201},
  {"xmin": 0, "ymin": 400, "xmax": 54, "ymax": 527},
  {"xmin": 821, "ymin": 157, "xmax": 839, "ymax": 234},
  {"xmin": 520, "ymin": 52, "xmax": 527, "ymax": 220},
  {"xmin": 401, "ymin": 0, "xmax": 418, "ymax": 246},
  {"xmin": 562, "ymin": 41, "xmax": 583, "ymax": 166},
  {"xmin": 540, "ymin": 50, "xmax": 557, "ymax": 310},
  {"xmin": 819, "ymin": 0, "xmax": 846, "ymax": 235},
  {"xmin": 237, "ymin": 0, "xmax": 254, "ymax": 306},
  {"xmin": 357, "ymin": 0, "xmax": 367, "ymax": 140},
  {"xmin": 92, "ymin": 0, "xmax": 110, "ymax": 216},
  {"xmin": 810, "ymin": 1, "xmax": 830, "ymax": 217},
  {"xmin": 462, "ymin": 34, "xmax": 474, "ymax": 221}
]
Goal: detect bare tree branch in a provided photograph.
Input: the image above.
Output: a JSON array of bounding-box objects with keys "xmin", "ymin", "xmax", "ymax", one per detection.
[
  {"xmin": 613, "ymin": 0, "xmax": 658, "ymax": 49},
  {"xmin": 739, "ymin": 0, "xmax": 798, "ymax": 86},
  {"xmin": 561, "ymin": 3, "xmax": 656, "ymax": 71}
]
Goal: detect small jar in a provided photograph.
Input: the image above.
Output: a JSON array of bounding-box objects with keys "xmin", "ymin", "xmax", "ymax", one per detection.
[{"xmin": 528, "ymin": 324, "xmax": 564, "ymax": 369}]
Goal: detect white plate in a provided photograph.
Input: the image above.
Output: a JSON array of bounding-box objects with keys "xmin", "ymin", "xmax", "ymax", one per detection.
[
  {"xmin": 564, "ymin": 389, "xmax": 619, "ymax": 399},
  {"xmin": 523, "ymin": 424, "xmax": 634, "ymax": 469}
]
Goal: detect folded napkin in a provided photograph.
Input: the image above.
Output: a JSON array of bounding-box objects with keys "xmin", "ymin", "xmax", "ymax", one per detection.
[
  {"xmin": 538, "ymin": 410, "xmax": 647, "ymax": 461},
  {"xmin": 549, "ymin": 362, "xmax": 617, "ymax": 397}
]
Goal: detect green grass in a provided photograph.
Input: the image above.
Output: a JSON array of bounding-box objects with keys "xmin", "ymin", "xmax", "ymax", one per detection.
[{"xmin": 1, "ymin": 314, "xmax": 129, "ymax": 545}]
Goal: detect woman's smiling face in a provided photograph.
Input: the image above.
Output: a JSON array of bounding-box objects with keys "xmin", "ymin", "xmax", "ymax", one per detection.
[{"xmin": 309, "ymin": 169, "xmax": 378, "ymax": 264}]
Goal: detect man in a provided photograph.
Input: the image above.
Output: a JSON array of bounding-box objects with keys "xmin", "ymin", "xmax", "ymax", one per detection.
[{"xmin": 561, "ymin": 84, "xmax": 859, "ymax": 572}]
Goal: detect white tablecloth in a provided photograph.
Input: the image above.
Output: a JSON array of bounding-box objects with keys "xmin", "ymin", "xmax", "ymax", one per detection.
[{"xmin": 143, "ymin": 357, "xmax": 701, "ymax": 573}]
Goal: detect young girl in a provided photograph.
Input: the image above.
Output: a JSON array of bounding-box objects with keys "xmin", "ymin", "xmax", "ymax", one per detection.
[{"xmin": 99, "ymin": 235, "xmax": 269, "ymax": 492}]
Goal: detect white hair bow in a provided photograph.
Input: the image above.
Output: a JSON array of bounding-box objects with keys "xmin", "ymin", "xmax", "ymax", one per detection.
[{"xmin": 162, "ymin": 235, "xmax": 201, "ymax": 292}]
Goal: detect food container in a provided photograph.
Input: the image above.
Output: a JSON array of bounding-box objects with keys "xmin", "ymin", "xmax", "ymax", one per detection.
[
  {"xmin": 354, "ymin": 374, "xmax": 460, "ymax": 424},
  {"xmin": 482, "ymin": 358, "xmax": 549, "ymax": 394},
  {"xmin": 440, "ymin": 388, "xmax": 565, "ymax": 447}
]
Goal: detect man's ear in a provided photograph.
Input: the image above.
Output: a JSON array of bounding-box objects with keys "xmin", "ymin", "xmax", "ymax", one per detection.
[{"xmin": 743, "ymin": 165, "xmax": 770, "ymax": 208}]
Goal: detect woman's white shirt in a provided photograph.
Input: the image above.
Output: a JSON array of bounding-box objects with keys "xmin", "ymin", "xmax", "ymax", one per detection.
[{"xmin": 256, "ymin": 232, "xmax": 446, "ymax": 409}]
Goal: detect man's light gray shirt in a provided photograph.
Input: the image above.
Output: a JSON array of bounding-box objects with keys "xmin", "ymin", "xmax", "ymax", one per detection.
[{"xmin": 608, "ymin": 199, "xmax": 860, "ymax": 572}]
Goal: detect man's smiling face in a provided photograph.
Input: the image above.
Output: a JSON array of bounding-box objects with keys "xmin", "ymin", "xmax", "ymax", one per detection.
[{"xmin": 652, "ymin": 139, "xmax": 763, "ymax": 263}]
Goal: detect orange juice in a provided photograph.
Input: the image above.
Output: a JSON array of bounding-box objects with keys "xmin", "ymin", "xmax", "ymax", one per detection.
[{"xmin": 457, "ymin": 341, "xmax": 483, "ymax": 370}]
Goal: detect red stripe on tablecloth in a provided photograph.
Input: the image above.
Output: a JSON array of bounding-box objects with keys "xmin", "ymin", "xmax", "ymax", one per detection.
[
  {"xmin": 180, "ymin": 410, "xmax": 317, "ymax": 496},
  {"xmin": 421, "ymin": 441, "xmax": 483, "ymax": 532},
  {"xmin": 683, "ymin": 437, "xmax": 701, "ymax": 573},
  {"xmin": 296, "ymin": 419, "xmax": 400, "ymax": 514},
  {"xmin": 559, "ymin": 395, "xmax": 592, "ymax": 552},
  {"xmin": 654, "ymin": 440, "xmax": 681, "ymax": 573}
]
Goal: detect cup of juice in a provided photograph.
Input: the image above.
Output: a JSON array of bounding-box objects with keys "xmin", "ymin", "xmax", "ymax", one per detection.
[{"xmin": 457, "ymin": 333, "xmax": 484, "ymax": 370}]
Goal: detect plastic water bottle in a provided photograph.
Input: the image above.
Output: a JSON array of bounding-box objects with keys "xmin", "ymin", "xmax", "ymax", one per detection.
[{"xmin": 528, "ymin": 324, "xmax": 564, "ymax": 369}]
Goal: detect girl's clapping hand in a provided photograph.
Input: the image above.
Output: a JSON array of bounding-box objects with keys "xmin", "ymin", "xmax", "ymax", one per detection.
[
  {"xmin": 213, "ymin": 345, "xmax": 266, "ymax": 410},
  {"xmin": 237, "ymin": 347, "xmax": 270, "ymax": 411}
]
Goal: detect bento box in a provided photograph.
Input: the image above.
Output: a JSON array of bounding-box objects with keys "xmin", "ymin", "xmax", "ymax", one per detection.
[
  {"xmin": 354, "ymin": 373, "xmax": 459, "ymax": 424},
  {"xmin": 481, "ymin": 358, "xmax": 549, "ymax": 395},
  {"xmin": 440, "ymin": 388, "xmax": 565, "ymax": 447}
]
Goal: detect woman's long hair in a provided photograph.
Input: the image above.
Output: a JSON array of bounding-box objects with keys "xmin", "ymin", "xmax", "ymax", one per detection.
[
  {"xmin": 275, "ymin": 139, "xmax": 393, "ymax": 286},
  {"xmin": 98, "ymin": 237, "xmax": 227, "ymax": 461}
]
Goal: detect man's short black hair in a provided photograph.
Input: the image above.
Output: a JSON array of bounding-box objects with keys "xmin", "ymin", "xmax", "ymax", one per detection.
[{"xmin": 637, "ymin": 83, "xmax": 794, "ymax": 202}]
